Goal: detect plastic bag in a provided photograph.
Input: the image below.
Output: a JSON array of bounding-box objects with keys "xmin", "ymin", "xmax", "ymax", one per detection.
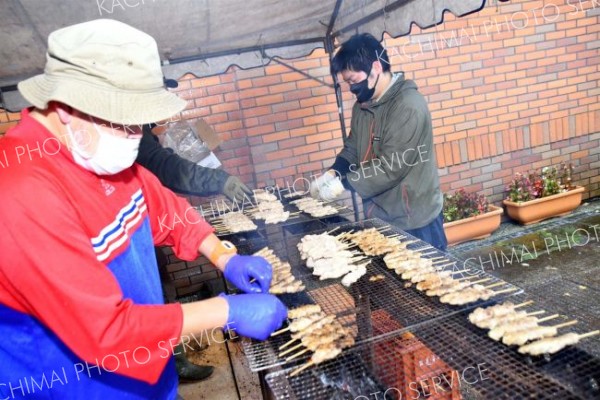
[{"xmin": 158, "ymin": 120, "xmax": 211, "ymax": 163}]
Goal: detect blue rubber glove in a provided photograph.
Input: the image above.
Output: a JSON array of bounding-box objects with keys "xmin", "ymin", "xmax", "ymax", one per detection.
[
  {"xmin": 223, "ymin": 255, "xmax": 272, "ymax": 293},
  {"xmin": 220, "ymin": 293, "xmax": 288, "ymax": 340}
]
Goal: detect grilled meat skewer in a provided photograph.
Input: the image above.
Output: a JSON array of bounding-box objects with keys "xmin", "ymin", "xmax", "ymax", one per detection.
[
  {"xmin": 518, "ymin": 330, "xmax": 598, "ymax": 355},
  {"xmin": 468, "ymin": 301, "xmax": 533, "ymax": 324},
  {"xmin": 287, "ymin": 305, "xmax": 322, "ymax": 320},
  {"xmin": 488, "ymin": 314, "xmax": 559, "ymax": 341},
  {"xmin": 502, "ymin": 320, "xmax": 578, "ymax": 346}
]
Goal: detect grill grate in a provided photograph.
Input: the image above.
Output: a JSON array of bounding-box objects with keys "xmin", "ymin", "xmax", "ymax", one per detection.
[
  {"xmin": 240, "ymin": 219, "xmax": 523, "ymax": 372},
  {"xmin": 514, "ymin": 279, "xmax": 600, "ymax": 358},
  {"xmin": 230, "ymin": 217, "xmax": 600, "ymax": 398},
  {"xmin": 206, "ymin": 197, "xmax": 353, "ymax": 239},
  {"xmin": 565, "ymin": 268, "xmax": 600, "ymax": 292},
  {"xmin": 266, "ymin": 296, "xmax": 600, "ymax": 400}
]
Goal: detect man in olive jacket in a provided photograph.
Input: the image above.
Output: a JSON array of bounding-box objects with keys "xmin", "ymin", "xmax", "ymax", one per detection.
[{"xmin": 315, "ymin": 33, "xmax": 447, "ymax": 250}]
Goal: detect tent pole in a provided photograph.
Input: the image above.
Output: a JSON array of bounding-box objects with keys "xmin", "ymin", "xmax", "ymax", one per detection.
[
  {"xmin": 262, "ymin": 55, "xmax": 334, "ymax": 88},
  {"xmin": 325, "ymin": 35, "xmax": 360, "ymax": 222}
]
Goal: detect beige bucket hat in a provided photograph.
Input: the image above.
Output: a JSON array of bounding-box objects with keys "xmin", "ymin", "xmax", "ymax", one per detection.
[{"xmin": 18, "ymin": 19, "xmax": 187, "ymax": 125}]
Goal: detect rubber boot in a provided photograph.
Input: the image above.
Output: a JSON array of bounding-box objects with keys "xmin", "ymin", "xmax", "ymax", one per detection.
[{"xmin": 174, "ymin": 343, "xmax": 214, "ymax": 382}]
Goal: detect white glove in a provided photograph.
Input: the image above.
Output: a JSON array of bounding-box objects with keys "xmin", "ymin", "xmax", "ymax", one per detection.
[
  {"xmin": 310, "ymin": 173, "xmax": 330, "ymax": 199},
  {"xmin": 310, "ymin": 172, "xmax": 344, "ymax": 201},
  {"xmin": 320, "ymin": 177, "xmax": 344, "ymax": 201}
]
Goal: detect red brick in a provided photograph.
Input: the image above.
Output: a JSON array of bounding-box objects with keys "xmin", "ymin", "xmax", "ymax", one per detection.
[
  {"xmin": 239, "ymin": 87, "xmax": 270, "ymax": 99},
  {"xmin": 256, "ymin": 94, "xmax": 284, "ymax": 106},
  {"xmin": 284, "ymin": 89, "xmax": 312, "ymax": 101},
  {"xmin": 262, "ymin": 131, "xmax": 290, "ymax": 143},
  {"xmin": 306, "ymin": 132, "xmax": 333, "ymax": 144},
  {"xmin": 309, "ymin": 150, "xmax": 336, "ymax": 162},
  {"xmin": 303, "ymin": 115, "xmax": 330, "ymax": 126},
  {"xmin": 247, "ymin": 125, "xmax": 276, "ymax": 136},
  {"xmin": 289, "ymin": 126, "xmax": 318, "ymax": 137},
  {"xmin": 443, "ymin": 142, "xmax": 454, "ymax": 166},
  {"xmin": 269, "ymin": 83, "xmax": 298, "ymax": 94},
  {"xmin": 300, "ymin": 97, "xmax": 328, "ymax": 108},
  {"xmin": 243, "ymin": 106, "xmax": 271, "ymax": 118}
]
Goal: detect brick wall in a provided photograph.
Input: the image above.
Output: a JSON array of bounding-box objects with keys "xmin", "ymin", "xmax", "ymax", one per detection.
[
  {"xmin": 1, "ymin": 0, "xmax": 599, "ymax": 298},
  {"xmin": 2, "ymin": 0, "xmax": 598, "ymax": 202},
  {"xmin": 171, "ymin": 0, "xmax": 600, "ymax": 205},
  {"xmin": 387, "ymin": 0, "xmax": 600, "ymax": 203}
]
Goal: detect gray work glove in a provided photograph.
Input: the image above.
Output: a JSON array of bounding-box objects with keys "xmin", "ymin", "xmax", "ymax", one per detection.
[{"xmin": 223, "ymin": 176, "xmax": 252, "ymax": 202}]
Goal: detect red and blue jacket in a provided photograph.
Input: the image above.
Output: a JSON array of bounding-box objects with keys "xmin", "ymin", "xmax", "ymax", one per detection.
[{"xmin": 0, "ymin": 110, "xmax": 214, "ymax": 399}]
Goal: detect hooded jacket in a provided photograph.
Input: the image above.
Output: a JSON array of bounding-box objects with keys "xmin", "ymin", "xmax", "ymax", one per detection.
[{"xmin": 333, "ymin": 73, "xmax": 443, "ymax": 230}]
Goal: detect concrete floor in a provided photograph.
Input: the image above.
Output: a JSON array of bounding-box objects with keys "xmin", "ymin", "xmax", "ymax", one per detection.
[{"xmin": 177, "ymin": 331, "xmax": 261, "ymax": 400}]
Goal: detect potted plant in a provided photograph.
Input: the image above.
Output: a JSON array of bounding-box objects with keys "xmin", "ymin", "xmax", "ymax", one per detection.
[
  {"xmin": 503, "ymin": 163, "xmax": 584, "ymax": 225},
  {"xmin": 443, "ymin": 189, "xmax": 503, "ymax": 246}
]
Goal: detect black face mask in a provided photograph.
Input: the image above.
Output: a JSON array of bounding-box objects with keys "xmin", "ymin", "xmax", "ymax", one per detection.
[{"xmin": 350, "ymin": 70, "xmax": 380, "ymax": 103}]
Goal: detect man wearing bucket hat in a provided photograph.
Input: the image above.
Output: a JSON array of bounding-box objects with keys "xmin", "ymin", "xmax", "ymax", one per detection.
[{"xmin": 0, "ymin": 19, "xmax": 286, "ymax": 400}]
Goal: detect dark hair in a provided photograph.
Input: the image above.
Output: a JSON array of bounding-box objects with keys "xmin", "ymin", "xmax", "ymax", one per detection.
[{"xmin": 331, "ymin": 33, "xmax": 390, "ymax": 75}]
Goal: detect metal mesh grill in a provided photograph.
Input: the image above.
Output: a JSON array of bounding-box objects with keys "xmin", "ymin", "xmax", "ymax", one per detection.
[
  {"xmin": 565, "ymin": 268, "xmax": 600, "ymax": 292},
  {"xmin": 512, "ymin": 279, "xmax": 600, "ymax": 358},
  {"xmin": 525, "ymin": 278, "xmax": 600, "ymax": 320},
  {"xmin": 240, "ymin": 219, "xmax": 523, "ymax": 372},
  {"xmin": 206, "ymin": 197, "xmax": 353, "ymax": 239},
  {"xmin": 265, "ymin": 295, "xmax": 600, "ymax": 400}
]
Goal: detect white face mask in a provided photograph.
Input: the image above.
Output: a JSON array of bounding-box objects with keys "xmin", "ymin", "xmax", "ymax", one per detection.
[{"xmin": 66, "ymin": 118, "xmax": 141, "ymax": 175}]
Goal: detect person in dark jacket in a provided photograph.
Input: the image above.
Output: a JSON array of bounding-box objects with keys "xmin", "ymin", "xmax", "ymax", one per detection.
[
  {"xmin": 312, "ymin": 33, "xmax": 447, "ymax": 251},
  {"xmin": 138, "ymin": 124, "xmax": 251, "ymax": 203},
  {"xmin": 136, "ymin": 118, "xmax": 252, "ymax": 383}
]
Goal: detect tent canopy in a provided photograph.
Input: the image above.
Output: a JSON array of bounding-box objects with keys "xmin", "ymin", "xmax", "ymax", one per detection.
[{"xmin": 1, "ymin": 0, "xmax": 493, "ymax": 111}]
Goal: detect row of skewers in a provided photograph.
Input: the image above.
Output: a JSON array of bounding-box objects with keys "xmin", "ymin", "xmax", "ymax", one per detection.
[
  {"xmin": 212, "ymin": 211, "xmax": 258, "ymax": 234},
  {"xmin": 332, "ymin": 225, "xmax": 517, "ymax": 305},
  {"xmin": 253, "ymin": 247, "xmax": 305, "ymax": 294},
  {"xmin": 271, "ymin": 304, "xmax": 356, "ymax": 377},
  {"xmin": 298, "ymin": 231, "xmax": 370, "ymax": 287},
  {"xmin": 210, "ymin": 190, "xmax": 351, "ymax": 234},
  {"xmin": 208, "ymin": 189, "xmax": 276, "ymax": 234},
  {"xmin": 248, "ymin": 191, "xmax": 298, "ymax": 224},
  {"xmin": 290, "ymin": 197, "xmax": 341, "ymax": 218},
  {"xmin": 338, "ymin": 227, "xmax": 410, "ymax": 256},
  {"xmin": 211, "ymin": 204, "xmax": 295, "ymax": 234},
  {"xmin": 382, "ymin": 242, "xmax": 517, "ymax": 305},
  {"xmin": 468, "ymin": 301, "xmax": 599, "ymax": 355}
]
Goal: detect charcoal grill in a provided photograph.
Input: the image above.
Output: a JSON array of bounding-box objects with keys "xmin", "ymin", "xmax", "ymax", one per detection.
[
  {"xmin": 265, "ymin": 294, "xmax": 600, "ymax": 399},
  {"xmin": 224, "ymin": 216, "xmax": 599, "ymax": 399},
  {"xmin": 238, "ymin": 219, "xmax": 523, "ymax": 372},
  {"xmin": 201, "ymin": 195, "xmax": 353, "ymax": 241}
]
